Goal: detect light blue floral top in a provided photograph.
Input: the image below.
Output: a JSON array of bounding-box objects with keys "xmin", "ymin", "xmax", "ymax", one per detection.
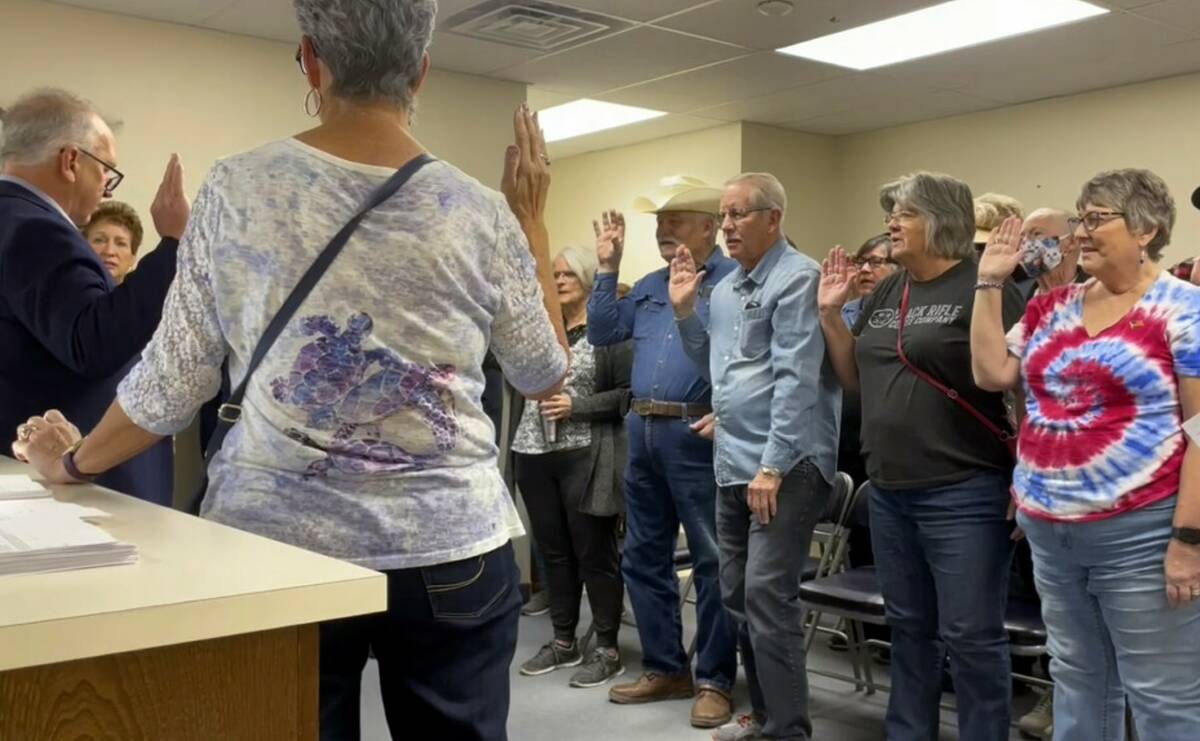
[{"xmin": 118, "ymin": 139, "xmax": 567, "ymax": 570}]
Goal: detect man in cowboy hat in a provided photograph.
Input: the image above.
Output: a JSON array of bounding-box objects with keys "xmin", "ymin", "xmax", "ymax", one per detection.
[{"xmin": 587, "ymin": 176, "xmax": 739, "ymax": 729}]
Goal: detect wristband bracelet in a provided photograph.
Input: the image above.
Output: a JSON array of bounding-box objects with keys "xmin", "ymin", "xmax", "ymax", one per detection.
[
  {"xmin": 61, "ymin": 439, "xmax": 98, "ymax": 482},
  {"xmin": 975, "ymin": 280, "xmax": 1005, "ymax": 291}
]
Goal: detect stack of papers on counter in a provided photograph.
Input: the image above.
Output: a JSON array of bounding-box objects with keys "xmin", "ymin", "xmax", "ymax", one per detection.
[
  {"xmin": 0, "ymin": 474, "xmax": 50, "ymax": 500},
  {"xmin": 0, "ymin": 477, "xmax": 136, "ymax": 576}
]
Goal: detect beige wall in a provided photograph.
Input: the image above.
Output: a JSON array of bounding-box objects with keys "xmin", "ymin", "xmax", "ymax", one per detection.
[
  {"xmin": 835, "ymin": 71, "xmax": 1200, "ymax": 266},
  {"xmin": 740, "ymin": 122, "xmax": 840, "ymax": 261},
  {"xmin": 543, "ymin": 123, "xmax": 742, "ymax": 283},
  {"xmin": 0, "ymin": 0, "xmax": 523, "ymax": 214}
]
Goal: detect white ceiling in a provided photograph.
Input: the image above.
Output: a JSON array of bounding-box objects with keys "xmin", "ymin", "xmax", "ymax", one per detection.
[{"xmin": 44, "ymin": 0, "xmax": 1200, "ymax": 157}]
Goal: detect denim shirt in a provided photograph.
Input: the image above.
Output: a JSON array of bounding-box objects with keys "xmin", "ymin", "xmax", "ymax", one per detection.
[
  {"xmin": 677, "ymin": 239, "xmax": 841, "ymax": 487},
  {"xmin": 588, "ymin": 248, "xmax": 737, "ymax": 403}
]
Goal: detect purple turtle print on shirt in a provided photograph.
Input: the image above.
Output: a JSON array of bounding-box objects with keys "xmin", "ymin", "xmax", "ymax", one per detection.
[{"xmin": 271, "ymin": 312, "xmax": 459, "ymax": 478}]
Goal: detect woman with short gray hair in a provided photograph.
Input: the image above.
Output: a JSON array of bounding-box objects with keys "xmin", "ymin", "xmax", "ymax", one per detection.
[
  {"xmin": 13, "ymin": 0, "xmax": 570, "ymax": 738},
  {"xmin": 973, "ymin": 168, "xmax": 1200, "ymax": 740},
  {"xmin": 817, "ymin": 171, "xmax": 1026, "ymax": 741}
]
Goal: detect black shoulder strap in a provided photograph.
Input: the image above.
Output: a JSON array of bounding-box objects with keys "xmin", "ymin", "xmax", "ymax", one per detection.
[{"xmin": 201, "ymin": 153, "xmax": 435, "ymax": 469}]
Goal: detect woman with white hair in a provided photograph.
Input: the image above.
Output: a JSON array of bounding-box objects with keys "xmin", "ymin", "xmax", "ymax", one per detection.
[
  {"xmin": 12, "ymin": 1, "xmax": 569, "ymax": 738},
  {"xmin": 973, "ymin": 168, "xmax": 1200, "ymax": 740},
  {"xmin": 512, "ymin": 245, "xmax": 632, "ymax": 689},
  {"xmin": 818, "ymin": 172, "xmax": 1027, "ymax": 741}
]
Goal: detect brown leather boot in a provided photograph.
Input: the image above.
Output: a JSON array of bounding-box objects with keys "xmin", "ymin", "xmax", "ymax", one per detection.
[
  {"xmin": 608, "ymin": 672, "xmax": 696, "ymax": 704},
  {"xmin": 690, "ymin": 686, "xmax": 733, "ymax": 729}
]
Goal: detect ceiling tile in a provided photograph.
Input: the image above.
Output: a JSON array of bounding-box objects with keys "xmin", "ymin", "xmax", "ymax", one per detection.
[
  {"xmin": 656, "ymin": 0, "xmax": 942, "ymax": 51},
  {"xmin": 545, "ymin": 114, "xmax": 727, "ymax": 158},
  {"xmin": 692, "ymin": 72, "xmax": 953, "ymax": 125},
  {"xmin": 202, "ymin": 0, "xmax": 296, "ymax": 43},
  {"xmin": 47, "ymin": 0, "xmax": 224, "ymax": 24},
  {"xmin": 1132, "ymin": 0, "xmax": 1200, "ymax": 34},
  {"xmin": 878, "ymin": 11, "xmax": 1198, "ymax": 102},
  {"xmin": 428, "ymin": 31, "xmax": 546, "ymax": 75},
  {"xmin": 494, "ymin": 26, "xmax": 746, "ymax": 96},
  {"xmin": 552, "ymin": 0, "xmax": 720, "ymax": 23},
  {"xmin": 597, "ymin": 51, "xmax": 846, "ymax": 113},
  {"xmin": 787, "ymin": 89, "xmax": 1003, "ymax": 136},
  {"xmin": 1095, "ymin": 0, "xmax": 1165, "ymax": 8}
]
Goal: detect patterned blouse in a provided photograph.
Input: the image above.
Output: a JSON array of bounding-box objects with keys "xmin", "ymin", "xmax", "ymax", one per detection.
[
  {"xmin": 1006, "ymin": 272, "xmax": 1200, "ymax": 522},
  {"xmin": 117, "ymin": 139, "xmax": 567, "ymax": 570},
  {"xmin": 512, "ymin": 325, "xmax": 596, "ymax": 455}
]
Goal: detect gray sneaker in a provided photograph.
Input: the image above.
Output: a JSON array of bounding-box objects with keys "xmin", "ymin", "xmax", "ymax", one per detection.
[
  {"xmin": 711, "ymin": 714, "xmax": 763, "ymax": 741},
  {"xmin": 569, "ymin": 648, "xmax": 625, "ymax": 688},
  {"xmin": 519, "ymin": 641, "xmax": 582, "ymax": 676},
  {"xmin": 521, "ymin": 590, "xmax": 551, "ymax": 616}
]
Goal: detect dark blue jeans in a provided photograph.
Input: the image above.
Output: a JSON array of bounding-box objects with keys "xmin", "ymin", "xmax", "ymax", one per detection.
[
  {"xmin": 318, "ymin": 542, "xmax": 522, "ymax": 741},
  {"xmin": 622, "ymin": 412, "xmax": 739, "ymax": 691},
  {"xmin": 869, "ymin": 472, "xmax": 1014, "ymax": 741}
]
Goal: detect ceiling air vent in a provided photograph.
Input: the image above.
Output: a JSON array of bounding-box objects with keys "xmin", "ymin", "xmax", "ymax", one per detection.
[{"xmin": 443, "ymin": 1, "xmax": 632, "ymax": 53}]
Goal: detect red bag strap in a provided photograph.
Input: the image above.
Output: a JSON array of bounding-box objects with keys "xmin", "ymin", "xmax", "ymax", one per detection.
[{"xmin": 896, "ymin": 280, "xmax": 1015, "ymax": 449}]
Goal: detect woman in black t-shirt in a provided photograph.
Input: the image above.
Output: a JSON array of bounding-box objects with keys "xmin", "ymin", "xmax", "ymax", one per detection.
[{"xmin": 817, "ymin": 171, "xmax": 1024, "ymax": 741}]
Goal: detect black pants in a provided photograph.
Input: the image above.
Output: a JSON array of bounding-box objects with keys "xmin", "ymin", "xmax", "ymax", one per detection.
[
  {"xmin": 515, "ymin": 448, "xmax": 623, "ymax": 647},
  {"xmin": 319, "ymin": 543, "xmax": 522, "ymax": 741}
]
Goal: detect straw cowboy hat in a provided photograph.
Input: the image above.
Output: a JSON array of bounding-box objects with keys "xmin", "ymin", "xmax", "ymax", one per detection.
[{"xmin": 632, "ymin": 175, "xmax": 722, "ymax": 215}]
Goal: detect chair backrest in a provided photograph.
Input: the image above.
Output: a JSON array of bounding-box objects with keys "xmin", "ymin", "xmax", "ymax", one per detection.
[{"xmin": 809, "ymin": 472, "xmax": 859, "ymax": 579}]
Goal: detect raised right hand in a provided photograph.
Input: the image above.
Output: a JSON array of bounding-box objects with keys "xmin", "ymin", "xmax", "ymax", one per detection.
[
  {"xmin": 978, "ymin": 215, "xmax": 1024, "ymax": 283},
  {"xmin": 668, "ymin": 245, "xmax": 705, "ymax": 318},
  {"xmin": 593, "ymin": 209, "xmax": 625, "ymax": 273},
  {"xmin": 150, "ymin": 154, "xmax": 190, "ymax": 240},
  {"xmin": 500, "ymin": 104, "xmax": 550, "ymax": 226},
  {"xmin": 818, "ymin": 245, "xmax": 857, "ymax": 312}
]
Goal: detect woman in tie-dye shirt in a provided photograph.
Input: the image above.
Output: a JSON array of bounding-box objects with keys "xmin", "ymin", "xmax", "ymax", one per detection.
[{"xmin": 971, "ymin": 169, "xmax": 1200, "ymax": 741}]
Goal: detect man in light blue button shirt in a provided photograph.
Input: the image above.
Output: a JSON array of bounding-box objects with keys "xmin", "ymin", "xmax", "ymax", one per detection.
[{"xmin": 670, "ymin": 173, "xmax": 840, "ymax": 741}]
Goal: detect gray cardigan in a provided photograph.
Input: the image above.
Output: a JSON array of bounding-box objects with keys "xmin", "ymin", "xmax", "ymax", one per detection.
[{"xmin": 503, "ymin": 339, "xmax": 633, "ymax": 517}]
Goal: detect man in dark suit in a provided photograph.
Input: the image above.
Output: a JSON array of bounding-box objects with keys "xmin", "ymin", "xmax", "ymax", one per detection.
[{"xmin": 1, "ymin": 88, "xmax": 189, "ymax": 505}]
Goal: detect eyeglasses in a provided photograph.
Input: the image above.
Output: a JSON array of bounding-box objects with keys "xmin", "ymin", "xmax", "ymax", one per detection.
[
  {"xmin": 76, "ymin": 147, "xmax": 124, "ymax": 196},
  {"xmin": 853, "ymin": 256, "xmax": 896, "ymax": 269},
  {"xmin": 1070, "ymin": 211, "xmax": 1125, "ymax": 233},
  {"xmin": 884, "ymin": 209, "xmax": 920, "ymax": 225},
  {"xmin": 718, "ymin": 206, "xmax": 772, "ymax": 223}
]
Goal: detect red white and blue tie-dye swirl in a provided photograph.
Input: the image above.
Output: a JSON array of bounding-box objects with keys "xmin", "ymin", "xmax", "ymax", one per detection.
[{"xmin": 1007, "ymin": 273, "xmax": 1200, "ymax": 522}]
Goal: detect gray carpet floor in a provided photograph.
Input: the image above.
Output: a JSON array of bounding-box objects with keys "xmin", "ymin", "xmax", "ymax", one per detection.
[{"xmin": 358, "ymin": 601, "xmax": 1035, "ymax": 740}]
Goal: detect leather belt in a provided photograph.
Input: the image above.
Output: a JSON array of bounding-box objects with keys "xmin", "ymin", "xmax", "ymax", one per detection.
[{"xmin": 631, "ymin": 399, "xmax": 712, "ymax": 418}]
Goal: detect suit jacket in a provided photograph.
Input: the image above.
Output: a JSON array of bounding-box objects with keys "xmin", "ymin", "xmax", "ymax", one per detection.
[
  {"xmin": 504, "ymin": 339, "xmax": 633, "ymax": 516},
  {"xmin": 0, "ymin": 179, "xmax": 178, "ymax": 504}
]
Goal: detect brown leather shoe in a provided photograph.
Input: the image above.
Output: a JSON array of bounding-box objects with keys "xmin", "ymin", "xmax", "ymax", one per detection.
[
  {"xmin": 690, "ymin": 686, "xmax": 733, "ymax": 729},
  {"xmin": 608, "ymin": 672, "xmax": 695, "ymax": 704}
]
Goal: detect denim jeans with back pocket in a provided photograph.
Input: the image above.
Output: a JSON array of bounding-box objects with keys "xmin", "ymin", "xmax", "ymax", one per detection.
[{"xmin": 319, "ymin": 542, "xmax": 522, "ymax": 741}]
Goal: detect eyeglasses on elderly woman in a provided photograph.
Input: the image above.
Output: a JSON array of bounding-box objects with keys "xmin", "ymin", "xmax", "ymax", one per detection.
[{"xmin": 1069, "ymin": 210, "xmax": 1125, "ymax": 233}]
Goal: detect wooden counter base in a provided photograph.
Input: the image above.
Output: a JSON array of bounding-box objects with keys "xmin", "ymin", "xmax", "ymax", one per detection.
[{"xmin": 0, "ymin": 623, "xmax": 318, "ymax": 740}]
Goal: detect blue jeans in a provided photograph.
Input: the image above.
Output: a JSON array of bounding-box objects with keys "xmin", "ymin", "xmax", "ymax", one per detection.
[
  {"xmin": 622, "ymin": 412, "xmax": 739, "ymax": 691},
  {"xmin": 319, "ymin": 543, "xmax": 521, "ymax": 741},
  {"xmin": 869, "ymin": 472, "xmax": 1014, "ymax": 741},
  {"xmin": 1018, "ymin": 497, "xmax": 1200, "ymax": 741}
]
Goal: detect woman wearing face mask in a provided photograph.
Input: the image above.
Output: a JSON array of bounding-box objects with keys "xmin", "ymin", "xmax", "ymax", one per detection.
[
  {"xmin": 510, "ymin": 245, "xmax": 632, "ymax": 689},
  {"xmin": 972, "ymin": 168, "xmax": 1200, "ymax": 741}
]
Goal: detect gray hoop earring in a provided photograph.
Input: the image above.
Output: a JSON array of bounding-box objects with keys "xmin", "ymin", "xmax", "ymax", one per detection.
[{"xmin": 304, "ymin": 88, "xmax": 323, "ymax": 117}]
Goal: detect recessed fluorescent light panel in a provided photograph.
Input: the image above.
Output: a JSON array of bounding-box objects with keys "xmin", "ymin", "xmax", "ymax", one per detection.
[
  {"xmin": 537, "ymin": 99, "xmax": 666, "ymax": 142},
  {"xmin": 776, "ymin": 0, "xmax": 1108, "ymax": 70}
]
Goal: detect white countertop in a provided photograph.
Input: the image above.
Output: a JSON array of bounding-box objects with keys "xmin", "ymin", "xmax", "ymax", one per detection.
[{"xmin": 0, "ymin": 458, "xmax": 386, "ymax": 672}]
